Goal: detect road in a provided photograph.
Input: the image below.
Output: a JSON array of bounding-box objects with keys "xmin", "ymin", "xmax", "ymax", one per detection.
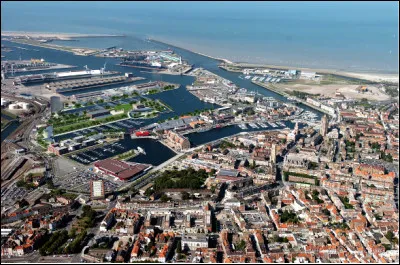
[{"xmin": 2, "ymin": 252, "xmax": 41, "ymax": 263}]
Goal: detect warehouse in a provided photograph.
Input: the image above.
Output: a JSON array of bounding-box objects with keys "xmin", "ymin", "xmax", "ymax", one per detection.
[{"xmin": 94, "ymin": 159, "xmax": 151, "ymax": 181}]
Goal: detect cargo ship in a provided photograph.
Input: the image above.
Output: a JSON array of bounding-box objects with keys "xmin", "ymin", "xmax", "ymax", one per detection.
[{"xmin": 119, "ymin": 60, "xmax": 167, "ymax": 71}]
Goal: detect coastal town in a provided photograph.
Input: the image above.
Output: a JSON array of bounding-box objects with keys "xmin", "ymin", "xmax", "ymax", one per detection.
[{"xmin": 1, "ymin": 5, "xmax": 399, "ymax": 264}]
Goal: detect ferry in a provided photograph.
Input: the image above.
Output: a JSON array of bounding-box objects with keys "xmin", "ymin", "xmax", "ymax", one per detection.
[{"xmin": 119, "ymin": 60, "xmax": 167, "ymax": 70}]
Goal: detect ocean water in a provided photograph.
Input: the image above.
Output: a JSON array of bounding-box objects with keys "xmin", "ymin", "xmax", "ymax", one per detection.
[{"xmin": 1, "ymin": 1, "xmax": 398, "ymax": 72}]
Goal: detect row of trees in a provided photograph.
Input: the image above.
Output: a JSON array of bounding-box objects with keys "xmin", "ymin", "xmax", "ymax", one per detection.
[{"xmin": 39, "ymin": 230, "xmax": 69, "ymax": 256}]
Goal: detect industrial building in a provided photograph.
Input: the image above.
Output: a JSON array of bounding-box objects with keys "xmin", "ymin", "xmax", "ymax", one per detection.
[{"xmin": 93, "ymin": 159, "xmax": 151, "ymax": 181}]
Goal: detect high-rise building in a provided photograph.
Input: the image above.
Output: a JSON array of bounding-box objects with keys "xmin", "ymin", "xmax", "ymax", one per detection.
[
  {"xmin": 90, "ymin": 180, "xmax": 105, "ymax": 199},
  {"xmin": 271, "ymin": 143, "xmax": 277, "ymax": 164},
  {"xmin": 50, "ymin": 96, "xmax": 63, "ymax": 113},
  {"xmin": 42, "ymin": 125, "xmax": 53, "ymax": 139},
  {"xmin": 320, "ymin": 115, "xmax": 328, "ymax": 136}
]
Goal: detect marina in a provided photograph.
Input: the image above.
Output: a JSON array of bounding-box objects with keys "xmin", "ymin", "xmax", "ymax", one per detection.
[{"xmin": 66, "ymin": 137, "xmax": 165, "ymax": 165}]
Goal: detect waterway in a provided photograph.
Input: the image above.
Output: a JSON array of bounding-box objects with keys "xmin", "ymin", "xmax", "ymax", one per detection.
[
  {"xmin": 1, "ymin": 38, "xmax": 322, "ymax": 165},
  {"xmin": 1, "ymin": 120, "xmax": 20, "ymax": 142},
  {"xmin": 68, "ymin": 135, "xmax": 176, "ymax": 166}
]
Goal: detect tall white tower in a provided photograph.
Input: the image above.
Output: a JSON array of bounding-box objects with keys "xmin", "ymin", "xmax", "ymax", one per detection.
[{"xmin": 271, "ymin": 143, "xmax": 277, "ymax": 164}]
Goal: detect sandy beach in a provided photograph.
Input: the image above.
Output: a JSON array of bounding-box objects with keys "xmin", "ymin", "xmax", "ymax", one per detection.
[
  {"xmin": 274, "ymin": 83, "xmax": 391, "ymax": 101},
  {"xmin": 1, "ymin": 31, "xmax": 125, "ymax": 39}
]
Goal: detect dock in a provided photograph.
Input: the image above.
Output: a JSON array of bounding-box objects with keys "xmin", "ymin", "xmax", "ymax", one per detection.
[{"xmin": 52, "ymin": 76, "xmax": 146, "ymax": 93}]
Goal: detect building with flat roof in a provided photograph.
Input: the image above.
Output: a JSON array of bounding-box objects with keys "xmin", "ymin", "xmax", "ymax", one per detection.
[
  {"xmin": 91, "ymin": 180, "xmax": 105, "ymax": 199},
  {"xmin": 86, "ymin": 109, "xmax": 111, "ymax": 119},
  {"xmin": 94, "ymin": 159, "xmax": 151, "ymax": 181}
]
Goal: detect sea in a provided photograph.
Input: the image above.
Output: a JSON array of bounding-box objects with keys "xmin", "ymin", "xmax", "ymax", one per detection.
[{"xmin": 1, "ymin": 1, "xmax": 398, "ymax": 73}]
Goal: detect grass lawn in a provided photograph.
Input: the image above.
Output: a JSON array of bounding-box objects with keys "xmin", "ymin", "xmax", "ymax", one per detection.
[{"xmin": 114, "ymin": 103, "xmax": 133, "ymax": 113}]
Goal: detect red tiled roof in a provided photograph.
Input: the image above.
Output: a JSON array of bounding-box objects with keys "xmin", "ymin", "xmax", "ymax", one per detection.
[{"xmin": 94, "ymin": 159, "xmax": 148, "ymax": 179}]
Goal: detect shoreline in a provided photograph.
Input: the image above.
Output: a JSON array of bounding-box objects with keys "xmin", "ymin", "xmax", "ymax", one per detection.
[
  {"xmin": 1, "ymin": 31, "xmax": 125, "ymax": 38},
  {"xmin": 3, "ymin": 33, "xmax": 397, "ymax": 83},
  {"xmin": 149, "ymin": 38, "xmax": 398, "ymax": 84}
]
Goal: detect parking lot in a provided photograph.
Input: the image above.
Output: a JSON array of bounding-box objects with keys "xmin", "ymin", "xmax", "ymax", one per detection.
[{"xmin": 53, "ymin": 170, "xmax": 121, "ymax": 194}]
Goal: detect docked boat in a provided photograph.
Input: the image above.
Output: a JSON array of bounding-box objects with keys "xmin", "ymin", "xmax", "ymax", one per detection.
[
  {"xmin": 119, "ymin": 60, "xmax": 167, "ymax": 70},
  {"xmin": 137, "ymin": 146, "xmax": 146, "ymax": 155}
]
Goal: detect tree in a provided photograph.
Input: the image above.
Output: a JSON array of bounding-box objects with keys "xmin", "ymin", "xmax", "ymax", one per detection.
[
  {"xmin": 181, "ymin": 192, "xmax": 190, "ymax": 200},
  {"xmin": 385, "ymin": 231, "xmax": 394, "ymax": 242},
  {"xmin": 18, "ymin": 199, "xmax": 29, "ymax": 208},
  {"xmin": 251, "ymin": 160, "xmax": 256, "ymax": 169},
  {"xmin": 176, "ymin": 240, "xmax": 182, "ymax": 253},
  {"xmin": 160, "ymin": 194, "xmax": 170, "ymax": 202},
  {"xmin": 209, "ymin": 168, "xmax": 217, "ymax": 176},
  {"xmin": 46, "ymin": 178, "xmax": 55, "ymax": 189},
  {"xmin": 210, "ymin": 185, "xmax": 216, "ymax": 194}
]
